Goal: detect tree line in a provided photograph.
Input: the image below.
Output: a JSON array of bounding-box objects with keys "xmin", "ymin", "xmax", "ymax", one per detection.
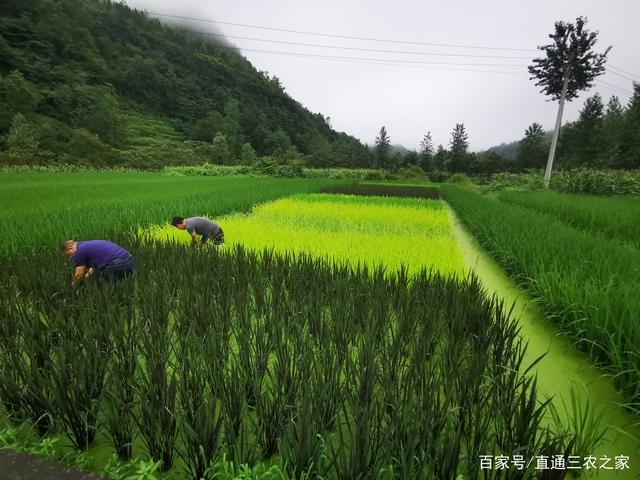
[{"xmin": 372, "ymin": 83, "xmax": 639, "ymax": 176}]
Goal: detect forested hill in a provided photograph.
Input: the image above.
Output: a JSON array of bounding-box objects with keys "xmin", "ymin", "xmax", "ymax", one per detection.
[{"xmin": 0, "ymin": 0, "xmax": 371, "ymax": 168}]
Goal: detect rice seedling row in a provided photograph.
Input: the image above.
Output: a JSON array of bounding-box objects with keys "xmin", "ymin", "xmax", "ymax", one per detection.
[
  {"xmin": 497, "ymin": 190, "xmax": 640, "ymax": 248},
  {"xmin": 442, "ymin": 185, "xmax": 640, "ymax": 416},
  {"xmin": 0, "ymin": 242, "xmax": 581, "ymax": 479}
]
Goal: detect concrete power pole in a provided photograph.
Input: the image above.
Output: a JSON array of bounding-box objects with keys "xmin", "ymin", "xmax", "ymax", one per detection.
[{"xmin": 544, "ymin": 69, "xmax": 570, "ymax": 188}]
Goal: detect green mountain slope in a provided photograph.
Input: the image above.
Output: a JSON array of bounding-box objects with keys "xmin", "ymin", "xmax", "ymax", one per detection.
[{"xmin": 0, "ymin": 0, "xmax": 371, "ymax": 168}]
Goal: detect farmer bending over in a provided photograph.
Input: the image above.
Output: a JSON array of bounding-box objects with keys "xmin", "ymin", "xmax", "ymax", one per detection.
[
  {"xmin": 60, "ymin": 240, "xmax": 135, "ymax": 288},
  {"xmin": 171, "ymin": 216, "xmax": 224, "ymax": 246}
]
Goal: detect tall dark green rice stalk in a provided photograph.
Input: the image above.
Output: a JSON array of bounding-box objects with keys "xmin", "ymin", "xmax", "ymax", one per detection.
[
  {"xmin": 47, "ymin": 284, "xmax": 113, "ymax": 449},
  {"xmin": 379, "ymin": 272, "xmax": 431, "ymax": 478},
  {"xmin": 329, "ymin": 335, "xmax": 386, "ymax": 480},
  {"xmin": 219, "ymin": 356, "xmax": 257, "ymax": 465},
  {"xmin": 176, "ymin": 331, "xmax": 224, "ymax": 480},
  {"xmin": 103, "ymin": 291, "xmax": 138, "ymax": 460},
  {"xmin": 548, "ymin": 388, "xmax": 607, "ymax": 460},
  {"xmin": 254, "ymin": 315, "xmax": 297, "ymax": 458},
  {"xmin": 135, "ymin": 278, "xmax": 178, "ymax": 471},
  {"xmin": 0, "ymin": 276, "xmax": 59, "ymax": 436},
  {"xmin": 0, "ymin": 287, "xmax": 35, "ymax": 422},
  {"xmin": 0, "ymin": 241, "xmax": 589, "ymax": 478},
  {"xmin": 278, "ymin": 324, "xmax": 326, "ymax": 478}
]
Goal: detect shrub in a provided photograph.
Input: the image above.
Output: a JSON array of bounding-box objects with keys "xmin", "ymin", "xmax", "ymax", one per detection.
[
  {"xmin": 121, "ymin": 140, "xmax": 216, "ymax": 170},
  {"xmin": 396, "ymin": 165, "xmax": 427, "ymax": 180},
  {"xmin": 481, "ymin": 169, "xmax": 640, "ymax": 195},
  {"xmin": 550, "ymin": 169, "xmax": 640, "ymax": 195},
  {"xmin": 482, "ymin": 171, "xmax": 545, "ymax": 192},
  {"xmin": 239, "ymin": 142, "xmax": 257, "ymax": 165},
  {"xmin": 447, "ymin": 172, "xmax": 473, "ymax": 184},
  {"xmin": 302, "ymin": 168, "xmax": 390, "ymax": 179},
  {"xmin": 252, "ymin": 148, "xmax": 305, "ymax": 177},
  {"xmin": 4, "ymin": 113, "xmax": 40, "ymax": 160},
  {"xmin": 162, "ymin": 164, "xmax": 251, "ymax": 176},
  {"xmin": 427, "ymin": 170, "xmax": 450, "ymax": 183}
]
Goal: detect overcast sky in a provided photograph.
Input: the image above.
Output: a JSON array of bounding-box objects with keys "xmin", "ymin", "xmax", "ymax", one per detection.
[{"xmin": 128, "ymin": 0, "xmax": 639, "ymax": 151}]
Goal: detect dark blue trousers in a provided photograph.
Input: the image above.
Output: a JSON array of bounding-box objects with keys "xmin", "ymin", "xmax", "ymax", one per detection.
[{"xmin": 100, "ymin": 254, "xmax": 135, "ymax": 281}]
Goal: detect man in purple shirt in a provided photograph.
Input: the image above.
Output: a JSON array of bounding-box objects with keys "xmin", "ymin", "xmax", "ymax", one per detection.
[{"xmin": 60, "ymin": 240, "xmax": 135, "ymax": 288}]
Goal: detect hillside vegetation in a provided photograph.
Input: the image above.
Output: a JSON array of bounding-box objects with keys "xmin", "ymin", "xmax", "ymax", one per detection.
[{"xmin": 0, "ymin": 0, "xmax": 371, "ymax": 168}]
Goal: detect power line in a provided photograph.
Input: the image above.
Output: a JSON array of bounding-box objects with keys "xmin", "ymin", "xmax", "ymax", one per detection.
[
  {"xmin": 605, "ymin": 68, "xmax": 639, "ymax": 84},
  {"xmin": 595, "ymin": 79, "xmax": 634, "ymax": 95},
  {"xmin": 184, "ymin": 29, "xmax": 533, "ymax": 60},
  {"xmin": 607, "ymin": 64, "xmax": 640, "ymax": 82},
  {"xmin": 218, "ymin": 44, "xmax": 529, "ymax": 69},
  {"xmin": 148, "ymin": 11, "xmax": 538, "ymax": 52},
  {"xmin": 238, "ymin": 47, "xmax": 530, "ymax": 75},
  {"xmin": 151, "ymin": 12, "xmax": 638, "ymax": 92}
]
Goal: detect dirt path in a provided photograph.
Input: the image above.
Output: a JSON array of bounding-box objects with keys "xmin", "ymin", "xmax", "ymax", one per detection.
[
  {"xmin": 0, "ymin": 450, "xmax": 106, "ymax": 480},
  {"xmin": 447, "ymin": 206, "xmax": 640, "ymax": 479}
]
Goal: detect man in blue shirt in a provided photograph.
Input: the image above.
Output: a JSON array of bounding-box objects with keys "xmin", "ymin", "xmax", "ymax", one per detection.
[{"xmin": 60, "ymin": 239, "xmax": 135, "ymax": 288}]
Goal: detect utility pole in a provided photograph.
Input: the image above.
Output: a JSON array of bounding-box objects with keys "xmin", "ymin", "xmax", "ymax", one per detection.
[
  {"xmin": 528, "ymin": 17, "xmax": 610, "ymax": 188},
  {"xmin": 544, "ymin": 68, "xmax": 570, "ymax": 188}
]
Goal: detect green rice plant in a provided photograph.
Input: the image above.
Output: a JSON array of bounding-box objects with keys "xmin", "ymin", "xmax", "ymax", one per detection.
[
  {"xmin": 320, "ymin": 183, "xmax": 441, "ymax": 199},
  {"xmin": 548, "ymin": 387, "xmax": 608, "ymax": 460},
  {"xmin": 47, "ymin": 299, "xmax": 112, "ymax": 449},
  {"xmin": 328, "ymin": 334, "xmax": 387, "ymax": 480},
  {"xmin": 103, "ymin": 296, "xmax": 139, "ymax": 460},
  {"xmin": 442, "ymin": 185, "xmax": 640, "ymax": 417},
  {"xmin": 278, "ymin": 328, "xmax": 326, "ymax": 478},
  {"xmin": 498, "ymin": 190, "xmax": 640, "ymax": 248},
  {"xmin": 134, "ymin": 279, "xmax": 178, "ymax": 471},
  {"xmin": 0, "ymin": 171, "xmax": 335, "ymax": 255},
  {"xmin": 0, "ymin": 288, "xmax": 34, "ymax": 422},
  {"xmin": 1, "ymin": 241, "xmax": 588, "ymax": 478},
  {"xmin": 0, "ymin": 286, "xmax": 55, "ymax": 435},
  {"xmin": 218, "ymin": 356, "xmax": 258, "ymax": 466},
  {"xmin": 175, "ymin": 330, "xmax": 224, "ymax": 480}
]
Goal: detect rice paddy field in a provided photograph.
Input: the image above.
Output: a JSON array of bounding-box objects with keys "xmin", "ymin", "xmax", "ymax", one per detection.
[
  {"xmin": 0, "ymin": 171, "xmax": 335, "ymax": 255},
  {"xmin": 1, "ymin": 171, "xmax": 640, "ymax": 479}
]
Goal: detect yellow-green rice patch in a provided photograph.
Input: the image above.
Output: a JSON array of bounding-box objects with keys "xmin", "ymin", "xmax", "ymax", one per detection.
[{"xmin": 146, "ymin": 193, "xmax": 465, "ymax": 276}]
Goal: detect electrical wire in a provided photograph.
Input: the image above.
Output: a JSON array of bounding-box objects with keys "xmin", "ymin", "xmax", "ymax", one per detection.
[
  {"xmin": 595, "ymin": 79, "xmax": 634, "ymax": 95},
  {"xmin": 238, "ymin": 47, "xmax": 531, "ymax": 75},
  {"xmin": 149, "ymin": 12, "xmax": 635, "ymax": 94},
  {"xmin": 605, "ymin": 68, "xmax": 639, "ymax": 84},
  {"xmin": 148, "ymin": 11, "xmax": 538, "ymax": 52},
  {"xmin": 209, "ymin": 42, "xmax": 529, "ymax": 69},
  {"xmin": 183, "ymin": 29, "xmax": 533, "ymax": 60},
  {"xmin": 607, "ymin": 64, "xmax": 640, "ymax": 82}
]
